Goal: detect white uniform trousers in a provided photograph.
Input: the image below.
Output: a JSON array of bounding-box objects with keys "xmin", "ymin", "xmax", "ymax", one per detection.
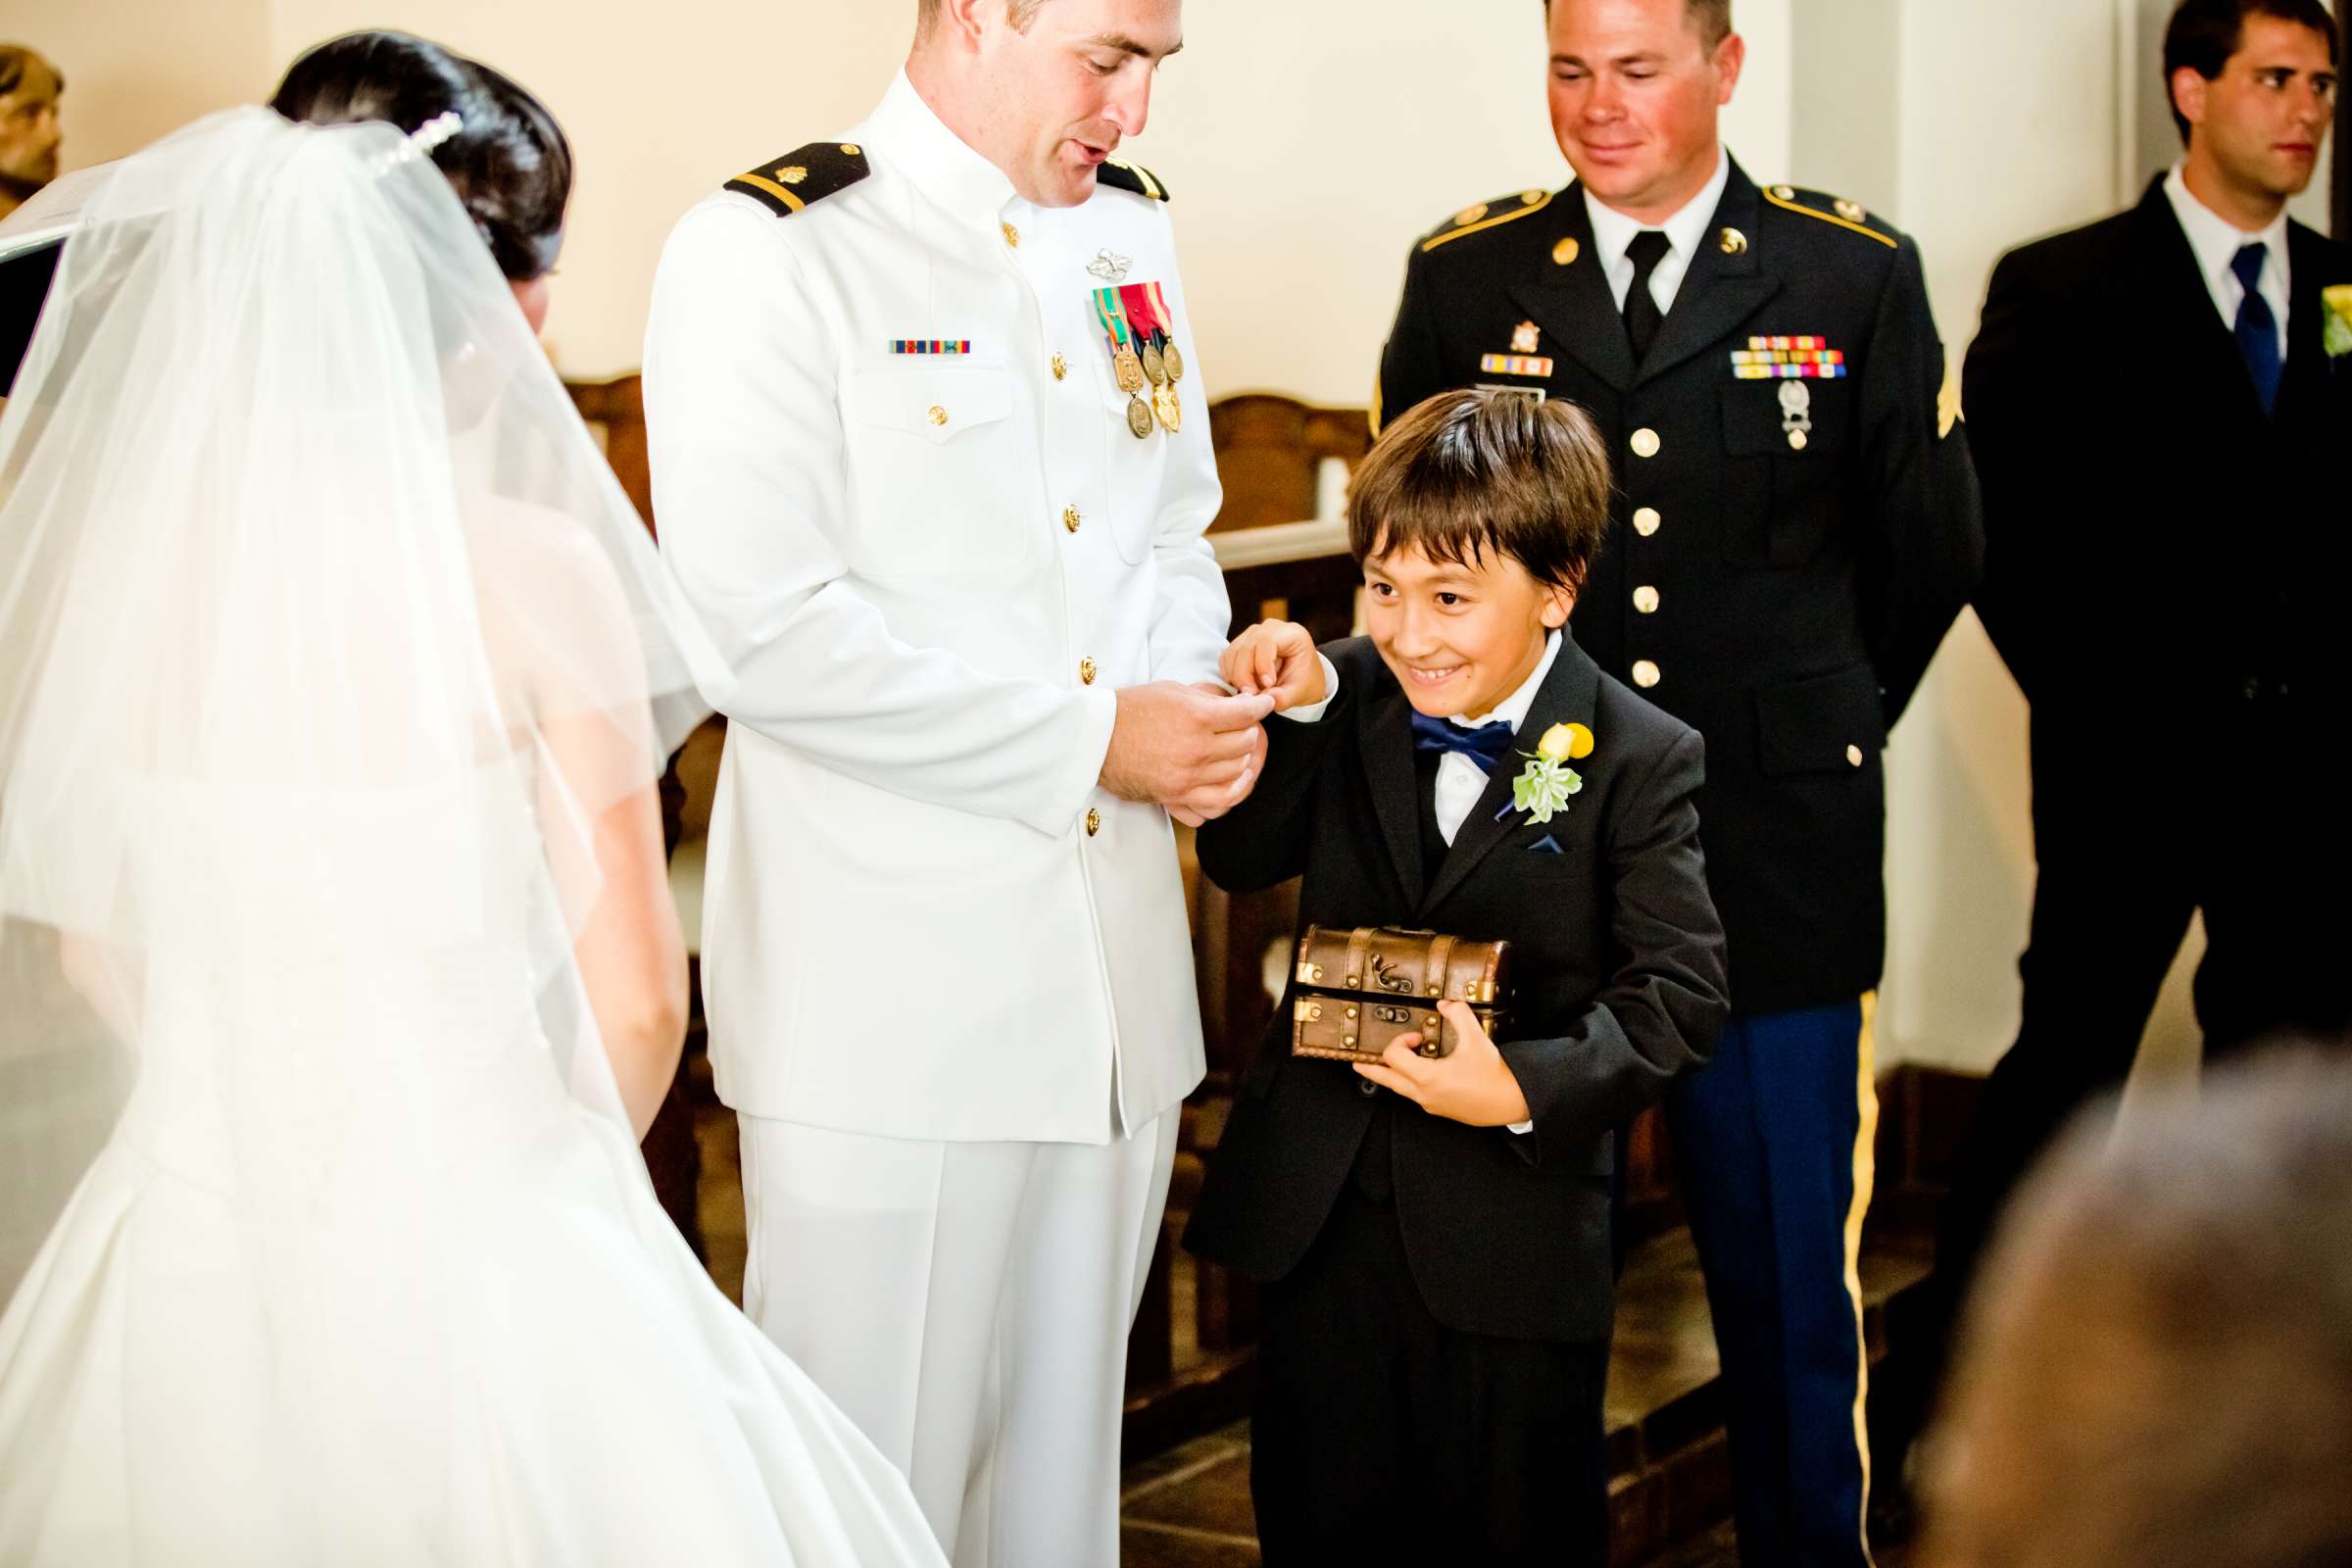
[{"xmin": 738, "ymin": 1108, "xmax": 1180, "ymax": 1568}]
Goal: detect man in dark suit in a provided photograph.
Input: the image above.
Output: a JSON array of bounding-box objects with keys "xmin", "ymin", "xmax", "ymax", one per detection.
[
  {"xmin": 1185, "ymin": 388, "xmax": 1728, "ymax": 1565},
  {"xmin": 1372, "ymin": 2, "xmax": 1983, "ymax": 1562},
  {"xmin": 1937, "ymin": 0, "xmax": 2352, "ymax": 1340}
]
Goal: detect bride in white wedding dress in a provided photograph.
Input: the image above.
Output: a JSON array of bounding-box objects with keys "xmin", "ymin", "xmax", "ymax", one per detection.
[{"xmin": 0, "ymin": 50, "xmax": 946, "ymax": 1568}]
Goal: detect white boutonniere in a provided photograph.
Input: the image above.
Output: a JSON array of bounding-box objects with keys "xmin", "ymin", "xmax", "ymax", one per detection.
[
  {"xmin": 2326, "ymin": 284, "xmax": 2352, "ymax": 360},
  {"xmin": 1510, "ymin": 722, "xmax": 1594, "ymax": 825}
]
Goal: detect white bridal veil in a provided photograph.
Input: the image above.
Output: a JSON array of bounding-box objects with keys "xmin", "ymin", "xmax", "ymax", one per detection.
[{"xmin": 0, "ymin": 106, "xmax": 715, "ymax": 1294}]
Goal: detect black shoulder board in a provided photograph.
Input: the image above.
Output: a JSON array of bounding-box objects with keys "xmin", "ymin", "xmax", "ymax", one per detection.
[
  {"xmin": 724, "ymin": 141, "xmax": 871, "ymax": 218},
  {"xmin": 1759, "ymin": 183, "xmax": 1897, "ymax": 249},
  {"xmin": 1097, "ymin": 158, "xmax": 1171, "ymax": 202},
  {"xmin": 1418, "ymin": 189, "xmax": 1557, "ymax": 254}
]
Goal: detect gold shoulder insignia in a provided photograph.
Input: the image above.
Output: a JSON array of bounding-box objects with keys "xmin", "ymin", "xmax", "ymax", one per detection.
[
  {"xmin": 1420, "ymin": 188, "xmax": 1556, "ymax": 254},
  {"xmin": 724, "ymin": 141, "xmax": 871, "ymax": 218},
  {"xmin": 1098, "ymin": 159, "xmax": 1171, "ymax": 202},
  {"xmin": 1760, "ymin": 184, "xmax": 1897, "ymax": 250}
]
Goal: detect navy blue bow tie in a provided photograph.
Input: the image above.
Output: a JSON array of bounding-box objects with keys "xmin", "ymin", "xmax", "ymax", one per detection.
[{"xmin": 1409, "ymin": 710, "xmax": 1517, "ymax": 773}]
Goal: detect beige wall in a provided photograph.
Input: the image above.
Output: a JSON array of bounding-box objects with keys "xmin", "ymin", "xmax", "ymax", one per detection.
[{"xmin": 18, "ymin": 0, "xmax": 2319, "ymax": 1071}]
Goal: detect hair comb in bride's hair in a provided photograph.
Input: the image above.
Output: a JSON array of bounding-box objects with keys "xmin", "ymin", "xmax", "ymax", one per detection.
[{"xmin": 372, "ymin": 110, "xmax": 465, "ymax": 172}]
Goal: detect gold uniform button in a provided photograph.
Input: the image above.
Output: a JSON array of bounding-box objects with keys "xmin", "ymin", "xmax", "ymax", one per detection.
[
  {"xmin": 1002, "ymin": 221, "xmax": 1021, "ymax": 249},
  {"xmin": 1846, "ymin": 744, "xmax": 1865, "ymax": 767},
  {"xmin": 1086, "ymin": 808, "xmax": 1102, "ymax": 837},
  {"xmin": 1633, "ymin": 586, "xmax": 1660, "ymax": 614},
  {"xmin": 1633, "ymin": 506, "xmax": 1662, "ymax": 537},
  {"xmin": 1552, "ymin": 237, "xmax": 1581, "ymax": 267},
  {"xmin": 928, "ymin": 406, "xmax": 948, "ymax": 426},
  {"xmin": 1631, "ymin": 427, "xmax": 1661, "ymax": 459},
  {"xmin": 1079, "ymin": 656, "xmax": 1099, "ymax": 685},
  {"xmin": 1063, "ymin": 505, "xmax": 1083, "ymax": 534},
  {"xmin": 1632, "ymin": 660, "xmax": 1662, "ymax": 689},
  {"xmin": 840, "ymin": 143, "xmax": 861, "ymax": 156},
  {"xmin": 1051, "ymin": 353, "xmax": 1068, "ymax": 381}
]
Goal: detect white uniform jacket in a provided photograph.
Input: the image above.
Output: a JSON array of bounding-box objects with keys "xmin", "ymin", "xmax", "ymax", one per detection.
[{"xmin": 645, "ymin": 73, "xmax": 1229, "ymax": 1145}]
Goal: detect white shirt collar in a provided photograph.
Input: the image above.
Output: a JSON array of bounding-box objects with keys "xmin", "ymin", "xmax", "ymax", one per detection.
[
  {"xmin": 1456, "ymin": 630, "xmax": 1563, "ymax": 733},
  {"xmin": 863, "ymin": 70, "xmax": 1021, "ymax": 231},
  {"xmin": 2163, "ymin": 162, "xmax": 2291, "ymax": 317},
  {"xmin": 1584, "ymin": 149, "xmax": 1732, "ymax": 287}
]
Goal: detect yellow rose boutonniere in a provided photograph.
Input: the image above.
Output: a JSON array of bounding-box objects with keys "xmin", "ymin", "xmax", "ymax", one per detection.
[
  {"xmin": 1513, "ymin": 723, "xmax": 1594, "ymax": 824},
  {"xmin": 2325, "ymin": 284, "xmax": 2352, "ymax": 359}
]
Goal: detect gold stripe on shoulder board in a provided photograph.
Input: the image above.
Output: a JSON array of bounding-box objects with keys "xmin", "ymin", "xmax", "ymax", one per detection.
[
  {"xmin": 1760, "ymin": 185, "xmax": 1895, "ymax": 249},
  {"xmin": 731, "ymin": 171, "xmax": 808, "ymax": 213},
  {"xmin": 1421, "ymin": 191, "xmax": 1556, "ymax": 254}
]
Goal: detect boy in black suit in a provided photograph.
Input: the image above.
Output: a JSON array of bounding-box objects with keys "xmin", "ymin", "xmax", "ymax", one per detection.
[{"xmin": 1183, "ymin": 388, "xmax": 1730, "ymax": 1566}]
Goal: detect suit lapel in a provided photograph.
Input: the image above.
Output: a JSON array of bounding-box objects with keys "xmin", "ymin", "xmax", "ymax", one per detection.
[
  {"xmin": 2274, "ymin": 221, "xmax": 2331, "ymax": 427},
  {"xmin": 1356, "ymin": 679, "xmax": 1426, "ymax": 908},
  {"xmin": 1636, "ymin": 161, "xmax": 1780, "ymax": 386},
  {"xmin": 1507, "ymin": 190, "xmax": 1635, "ymax": 392},
  {"xmin": 2132, "ymin": 180, "xmax": 2265, "ymax": 441},
  {"xmin": 1420, "ymin": 638, "xmax": 1602, "ymax": 916}
]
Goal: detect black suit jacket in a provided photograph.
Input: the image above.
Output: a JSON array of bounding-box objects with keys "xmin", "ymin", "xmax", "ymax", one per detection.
[
  {"xmin": 1376, "ymin": 161, "xmax": 1983, "ymax": 1012},
  {"xmin": 1966, "ymin": 177, "xmax": 2352, "ymax": 854},
  {"xmin": 1181, "ymin": 636, "xmax": 1729, "ymax": 1343}
]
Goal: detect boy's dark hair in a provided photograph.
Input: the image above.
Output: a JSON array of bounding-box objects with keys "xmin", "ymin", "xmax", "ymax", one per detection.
[
  {"xmin": 2162, "ymin": 0, "xmax": 2339, "ymax": 143},
  {"xmin": 270, "ymin": 31, "xmax": 572, "ymax": 282},
  {"xmin": 1348, "ymin": 388, "xmax": 1612, "ymax": 594}
]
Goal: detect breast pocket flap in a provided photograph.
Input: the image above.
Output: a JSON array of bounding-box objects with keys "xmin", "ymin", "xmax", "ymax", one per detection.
[
  {"xmin": 845, "ymin": 365, "xmax": 1013, "ymax": 445},
  {"xmin": 1754, "ymin": 663, "xmax": 1885, "ymax": 777}
]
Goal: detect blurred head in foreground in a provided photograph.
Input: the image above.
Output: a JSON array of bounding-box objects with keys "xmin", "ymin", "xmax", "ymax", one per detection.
[{"xmin": 1923, "ymin": 1050, "xmax": 2352, "ymax": 1568}]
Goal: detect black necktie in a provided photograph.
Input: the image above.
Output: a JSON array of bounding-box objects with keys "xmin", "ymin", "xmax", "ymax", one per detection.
[
  {"xmin": 2232, "ymin": 242, "xmax": 2281, "ymax": 416},
  {"xmin": 1623, "ymin": 229, "xmax": 1671, "ymax": 363}
]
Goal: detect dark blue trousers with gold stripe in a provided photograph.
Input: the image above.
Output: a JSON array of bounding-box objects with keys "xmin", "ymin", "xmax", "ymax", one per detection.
[{"xmin": 1666, "ymin": 997, "xmax": 1877, "ymax": 1568}]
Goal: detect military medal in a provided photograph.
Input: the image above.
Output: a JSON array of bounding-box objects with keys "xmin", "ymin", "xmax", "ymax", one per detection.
[
  {"xmin": 1122, "ymin": 284, "xmax": 1184, "ymax": 432},
  {"xmin": 1146, "ymin": 280, "xmax": 1186, "ymax": 384},
  {"xmin": 1091, "ymin": 287, "xmax": 1155, "ymax": 436}
]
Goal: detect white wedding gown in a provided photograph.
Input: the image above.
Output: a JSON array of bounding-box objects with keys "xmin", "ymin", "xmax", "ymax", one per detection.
[
  {"xmin": 0, "ymin": 795, "xmax": 945, "ymax": 1568},
  {"xmin": 0, "ymin": 109, "xmax": 947, "ymax": 1567}
]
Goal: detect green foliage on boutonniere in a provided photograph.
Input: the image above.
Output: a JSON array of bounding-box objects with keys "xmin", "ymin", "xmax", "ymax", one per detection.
[
  {"xmin": 1511, "ymin": 721, "xmax": 1593, "ymax": 825},
  {"xmin": 2325, "ymin": 284, "xmax": 2352, "ymax": 359}
]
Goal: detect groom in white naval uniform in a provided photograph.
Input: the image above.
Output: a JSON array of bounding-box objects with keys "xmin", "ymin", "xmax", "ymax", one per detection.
[{"xmin": 644, "ymin": 1, "xmax": 1257, "ymax": 1562}]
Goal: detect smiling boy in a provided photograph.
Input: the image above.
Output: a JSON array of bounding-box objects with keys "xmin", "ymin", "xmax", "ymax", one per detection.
[{"xmin": 1184, "ymin": 388, "xmax": 1729, "ymax": 1566}]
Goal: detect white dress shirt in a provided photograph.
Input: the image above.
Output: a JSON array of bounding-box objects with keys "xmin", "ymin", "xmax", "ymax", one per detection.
[
  {"xmin": 1585, "ymin": 150, "xmax": 1734, "ymax": 317},
  {"xmin": 2164, "ymin": 163, "xmax": 2292, "ymax": 360},
  {"xmin": 1280, "ymin": 632, "xmax": 1562, "ymax": 842}
]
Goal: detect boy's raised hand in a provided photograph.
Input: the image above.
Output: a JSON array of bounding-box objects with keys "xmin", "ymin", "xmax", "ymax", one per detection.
[
  {"xmin": 1220, "ymin": 619, "xmax": 1327, "ymax": 711},
  {"xmin": 1353, "ymin": 1001, "xmax": 1533, "ymax": 1128}
]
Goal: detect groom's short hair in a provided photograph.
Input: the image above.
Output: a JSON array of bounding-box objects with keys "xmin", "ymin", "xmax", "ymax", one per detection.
[{"xmin": 915, "ymin": 0, "xmax": 1052, "ymax": 40}]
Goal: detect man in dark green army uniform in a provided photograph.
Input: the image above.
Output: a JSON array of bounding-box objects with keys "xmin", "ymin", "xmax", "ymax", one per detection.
[{"xmin": 1374, "ymin": 1, "xmax": 1982, "ymax": 1562}]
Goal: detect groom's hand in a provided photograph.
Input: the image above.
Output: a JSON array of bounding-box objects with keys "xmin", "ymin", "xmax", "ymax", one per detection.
[{"xmin": 1101, "ymin": 681, "xmax": 1273, "ymax": 822}]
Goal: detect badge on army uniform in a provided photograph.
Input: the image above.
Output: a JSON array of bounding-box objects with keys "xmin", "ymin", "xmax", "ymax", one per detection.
[
  {"xmin": 1511, "ymin": 320, "xmax": 1542, "ymax": 355},
  {"xmin": 1779, "ymin": 380, "xmax": 1814, "ymax": 451},
  {"xmin": 1730, "ymin": 336, "xmax": 1848, "ymax": 379}
]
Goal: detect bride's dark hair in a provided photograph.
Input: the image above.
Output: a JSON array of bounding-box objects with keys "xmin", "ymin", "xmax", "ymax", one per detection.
[{"xmin": 269, "ymin": 30, "xmax": 572, "ymax": 283}]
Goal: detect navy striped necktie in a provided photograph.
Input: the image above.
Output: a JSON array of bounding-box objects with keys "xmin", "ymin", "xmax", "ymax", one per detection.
[{"xmin": 2232, "ymin": 242, "xmax": 2281, "ymax": 416}]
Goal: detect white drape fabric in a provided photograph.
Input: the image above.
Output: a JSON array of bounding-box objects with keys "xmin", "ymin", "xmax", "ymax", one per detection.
[{"xmin": 0, "ymin": 108, "xmax": 943, "ymax": 1566}]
